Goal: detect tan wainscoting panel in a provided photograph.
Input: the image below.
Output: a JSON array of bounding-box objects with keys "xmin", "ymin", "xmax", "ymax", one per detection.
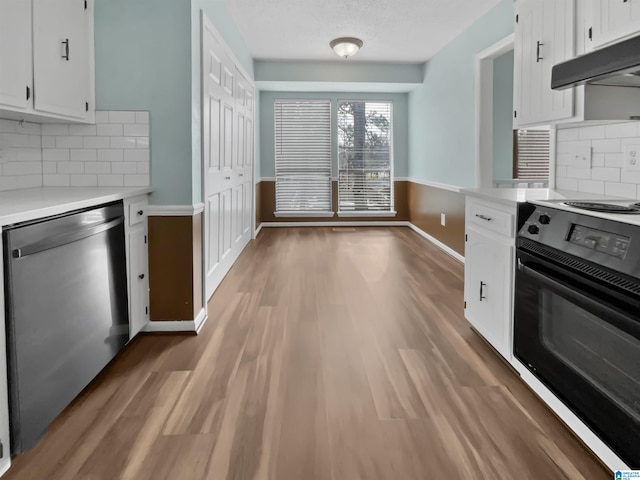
[
  {"xmin": 408, "ymin": 182, "xmax": 465, "ymax": 256},
  {"xmin": 258, "ymin": 180, "xmax": 409, "ymax": 223},
  {"xmin": 148, "ymin": 216, "xmax": 196, "ymax": 321}
]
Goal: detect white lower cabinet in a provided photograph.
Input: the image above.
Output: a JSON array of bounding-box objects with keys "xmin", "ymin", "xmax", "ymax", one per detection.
[
  {"xmin": 464, "ymin": 198, "xmax": 516, "ymax": 362},
  {"xmin": 124, "ymin": 196, "xmax": 149, "ymax": 339}
]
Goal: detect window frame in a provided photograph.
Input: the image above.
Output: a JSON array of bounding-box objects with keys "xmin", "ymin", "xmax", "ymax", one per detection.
[
  {"xmin": 336, "ymin": 99, "xmax": 396, "ymax": 217},
  {"xmin": 273, "ymin": 98, "xmax": 334, "ymax": 218}
]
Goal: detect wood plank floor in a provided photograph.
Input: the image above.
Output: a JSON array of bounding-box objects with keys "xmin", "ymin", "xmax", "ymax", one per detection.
[{"xmin": 5, "ymin": 227, "xmax": 610, "ymax": 479}]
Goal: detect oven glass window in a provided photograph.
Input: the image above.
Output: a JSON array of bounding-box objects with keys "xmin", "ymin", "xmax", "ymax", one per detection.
[{"xmin": 540, "ymin": 290, "xmax": 640, "ymax": 423}]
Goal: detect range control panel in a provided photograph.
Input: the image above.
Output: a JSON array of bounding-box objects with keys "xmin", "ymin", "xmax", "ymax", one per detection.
[
  {"xmin": 567, "ymin": 224, "xmax": 630, "ymax": 259},
  {"xmin": 518, "ymin": 203, "xmax": 640, "ymax": 278}
]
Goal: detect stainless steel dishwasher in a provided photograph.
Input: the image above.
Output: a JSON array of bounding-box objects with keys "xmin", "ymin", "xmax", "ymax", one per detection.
[{"xmin": 2, "ymin": 202, "xmax": 129, "ymax": 455}]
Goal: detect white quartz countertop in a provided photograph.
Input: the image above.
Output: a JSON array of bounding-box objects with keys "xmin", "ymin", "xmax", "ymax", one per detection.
[
  {"xmin": 461, "ymin": 187, "xmax": 630, "ymax": 206},
  {"xmin": 0, "ymin": 187, "xmax": 152, "ymax": 226}
]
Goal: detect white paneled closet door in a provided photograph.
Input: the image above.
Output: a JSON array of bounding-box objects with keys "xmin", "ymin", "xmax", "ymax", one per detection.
[{"xmin": 201, "ymin": 13, "xmax": 254, "ymax": 302}]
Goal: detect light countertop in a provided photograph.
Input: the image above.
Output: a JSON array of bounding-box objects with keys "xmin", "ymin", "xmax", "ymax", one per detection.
[
  {"xmin": 0, "ymin": 187, "xmax": 152, "ymax": 226},
  {"xmin": 461, "ymin": 187, "xmax": 632, "ymax": 206}
]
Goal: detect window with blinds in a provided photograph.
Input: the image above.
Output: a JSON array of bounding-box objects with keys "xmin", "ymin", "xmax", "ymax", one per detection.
[
  {"xmin": 514, "ymin": 128, "xmax": 550, "ymax": 180},
  {"xmin": 337, "ymin": 100, "xmax": 394, "ymax": 214},
  {"xmin": 274, "ymin": 99, "xmax": 332, "ymax": 215}
]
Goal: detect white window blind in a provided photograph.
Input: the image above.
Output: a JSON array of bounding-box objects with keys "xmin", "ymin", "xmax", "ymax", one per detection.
[
  {"xmin": 515, "ymin": 128, "xmax": 550, "ymax": 180},
  {"xmin": 274, "ymin": 99, "xmax": 332, "ymax": 215},
  {"xmin": 337, "ymin": 100, "xmax": 393, "ymax": 213}
]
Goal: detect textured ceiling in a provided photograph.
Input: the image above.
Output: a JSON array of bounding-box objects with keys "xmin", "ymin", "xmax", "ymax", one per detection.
[{"xmin": 224, "ymin": 0, "xmax": 501, "ymax": 63}]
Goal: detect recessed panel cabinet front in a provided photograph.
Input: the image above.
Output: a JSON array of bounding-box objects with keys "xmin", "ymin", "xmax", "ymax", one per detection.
[
  {"xmin": 0, "ymin": 1, "xmax": 31, "ymax": 111},
  {"xmin": 32, "ymin": 0, "xmax": 92, "ymax": 119},
  {"xmin": 124, "ymin": 196, "xmax": 149, "ymax": 339},
  {"xmin": 464, "ymin": 225, "xmax": 513, "ymax": 361},
  {"xmin": 514, "ymin": 0, "xmax": 575, "ymax": 127},
  {"xmin": 591, "ymin": 0, "xmax": 640, "ymax": 48},
  {"xmin": 127, "ymin": 226, "xmax": 149, "ymax": 339}
]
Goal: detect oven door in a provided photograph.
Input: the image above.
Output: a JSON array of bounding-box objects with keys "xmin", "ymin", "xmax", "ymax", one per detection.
[{"xmin": 514, "ymin": 250, "xmax": 640, "ymax": 469}]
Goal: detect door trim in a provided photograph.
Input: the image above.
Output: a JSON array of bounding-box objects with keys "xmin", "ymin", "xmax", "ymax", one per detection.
[{"xmin": 474, "ymin": 33, "xmax": 514, "ymax": 189}]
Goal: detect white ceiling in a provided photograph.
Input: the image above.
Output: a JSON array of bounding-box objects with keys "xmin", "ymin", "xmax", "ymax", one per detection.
[{"xmin": 224, "ymin": 0, "xmax": 501, "ymax": 63}]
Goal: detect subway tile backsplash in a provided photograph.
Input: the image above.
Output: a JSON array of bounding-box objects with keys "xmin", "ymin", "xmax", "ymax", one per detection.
[
  {"xmin": 556, "ymin": 121, "xmax": 640, "ymax": 199},
  {"xmin": 0, "ymin": 111, "xmax": 150, "ymax": 192}
]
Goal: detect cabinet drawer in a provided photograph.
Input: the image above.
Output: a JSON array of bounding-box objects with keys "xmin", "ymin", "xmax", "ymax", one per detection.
[
  {"xmin": 468, "ymin": 202, "xmax": 514, "ymax": 237},
  {"xmin": 128, "ymin": 201, "xmax": 147, "ymax": 226}
]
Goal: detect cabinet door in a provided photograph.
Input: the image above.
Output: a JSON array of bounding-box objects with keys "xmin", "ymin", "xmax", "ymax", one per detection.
[
  {"xmin": 464, "ymin": 226, "xmax": 513, "ymax": 360},
  {"xmin": 0, "ymin": 0, "xmax": 31, "ymax": 110},
  {"xmin": 32, "ymin": 0, "xmax": 91, "ymax": 119},
  {"xmin": 592, "ymin": 0, "xmax": 640, "ymax": 48},
  {"xmin": 514, "ymin": 0, "xmax": 575, "ymax": 127},
  {"xmin": 128, "ymin": 226, "xmax": 149, "ymax": 339}
]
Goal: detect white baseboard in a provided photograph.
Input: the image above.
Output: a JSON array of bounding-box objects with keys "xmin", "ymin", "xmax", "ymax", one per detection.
[
  {"xmin": 259, "ymin": 221, "xmax": 409, "ymax": 228},
  {"xmin": 142, "ymin": 308, "xmax": 208, "ymax": 334},
  {"xmin": 254, "ymin": 223, "xmax": 263, "ymax": 237},
  {"xmin": 256, "ymin": 221, "xmax": 464, "ymax": 263},
  {"xmin": 406, "ymin": 223, "xmax": 465, "ymax": 263}
]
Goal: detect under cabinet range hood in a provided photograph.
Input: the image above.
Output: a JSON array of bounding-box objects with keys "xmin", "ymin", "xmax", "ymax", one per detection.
[{"xmin": 552, "ymin": 35, "xmax": 640, "ymax": 90}]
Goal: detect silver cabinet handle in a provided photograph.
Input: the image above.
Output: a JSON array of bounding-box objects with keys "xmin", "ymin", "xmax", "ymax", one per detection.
[
  {"xmin": 479, "ymin": 281, "xmax": 487, "ymax": 301},
  {"xmin": 475, "ymin": 214, "xmax": 492, "ymax": 222},
  {"xmin": 536, "ymin": 41, "xmax": 544, "ymax": 62},
  {"xmin": 62, "ymin": 39, "xmax": 70, "ymax": 61}
]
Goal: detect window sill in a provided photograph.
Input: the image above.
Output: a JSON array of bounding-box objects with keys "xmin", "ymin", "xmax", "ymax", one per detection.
[
  {"xmin": 337, "ymin": 211, "xmax": 397, "ymax": 218},
  {"xmin": 274, "ymin": 211, "xmax": 335, "ymax": 218}
]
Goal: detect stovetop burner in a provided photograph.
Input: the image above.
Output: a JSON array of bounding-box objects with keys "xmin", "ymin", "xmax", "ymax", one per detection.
[{"xmin": 564, "ymin": 201, "xmax": 640, "ymax": 214}]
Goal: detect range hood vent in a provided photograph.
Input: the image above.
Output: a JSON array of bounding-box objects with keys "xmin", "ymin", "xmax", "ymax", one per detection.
[{"xmin": 552, "ymin": 35, "xmax": 640, "ymax": 90}]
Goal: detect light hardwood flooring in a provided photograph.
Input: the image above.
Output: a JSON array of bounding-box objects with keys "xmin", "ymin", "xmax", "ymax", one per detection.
[{"xmin": 5, "ymin": 227, "xmax": 609, "ymax": 479}]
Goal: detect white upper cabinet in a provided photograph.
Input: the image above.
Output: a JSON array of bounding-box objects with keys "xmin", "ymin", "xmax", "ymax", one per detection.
[
  {"xmin": 0, "ymin": 1, "xmax": 32, "ymax": 110},
  {"xmin": 591, "ymin": 0, "xmax": 640, "ymax": 48},
  {"xmin": 33, "ymin": 0, "xmax": 92, "ymax": 120},
  {"xmin": 0, "ymin": 0, "xmax": 94, "ymax": 123},
  {"xmin": 514, "ymin": 0, "xmax": 575, "ymax": 127}
]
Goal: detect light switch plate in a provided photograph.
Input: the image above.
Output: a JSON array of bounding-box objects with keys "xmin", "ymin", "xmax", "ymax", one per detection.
[
  {"xmin": 624, "ymin": 144, "xmax": 640, "ymax": 171},
  {"xmin": 570, "ymin": 146, "xmax": 592, "ymax": 168}
]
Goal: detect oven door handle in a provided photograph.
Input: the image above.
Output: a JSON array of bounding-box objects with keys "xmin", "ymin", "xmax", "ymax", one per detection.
[{"xmin": 519, "ymin": 262, "xmax": 640, "ymax": 340}]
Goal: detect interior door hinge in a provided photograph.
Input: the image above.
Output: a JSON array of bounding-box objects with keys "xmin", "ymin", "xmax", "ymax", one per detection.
[
  {"xmin": 85, "ymin": 102, "xmax": 89, "ymax": 112},
  {"xmin": 515, "ymin": 14, "xmax": 518, "ymax": 24},
  {"xmin": 514, "ymin": 110, "xmax": 517, "ymax": 118},
  {"xmin": 464, "ymin": 301, "xmax": 467, "ymax": 309},
  {"xmin": 145, "ymin": 306, "xmax": 148, "ymax": 315},
  {"xmin": 465, "ymin": 234, "xmax": 468, "ymax": 242},
  {"xmin": 588, "ymin": 27, "xmax": 592, "ymax": 41},
  {"xmin": 84, "ymin": 0, "xmax": 87, "ymax": 10},
  {"xmin": 144, "ymin": 235, "xmax": 147, "ymax": 244},
  {"xmin": 26, "ymin": 86, "xmax": 30, "ymax": 101}
]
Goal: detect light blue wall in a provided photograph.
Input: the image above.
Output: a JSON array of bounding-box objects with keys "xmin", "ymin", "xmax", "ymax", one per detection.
[
  {"xmin": 95, "ymin": 0, "xmax": 191, "ymax": 205},
  {"xmin": 493, "ymin": 50, "xmax": 514, "ymax": 181},
  {"xmin": 95, "ymin": 0, "xmax": 252, "ymax": 205},
  {"xmin": 190, "ymin": 0, "xmax": 254, "ymax": 204},
  {"xmin": 408, "ymin": 0, "xmax": 514, "ymax": 187},
  {"xmin": 259, "ymin": 92, "xmax": 408, "ymax": 178},
  {"xmin": 255, "ymin": 61, "xmax": 423, "ymax": 84}
]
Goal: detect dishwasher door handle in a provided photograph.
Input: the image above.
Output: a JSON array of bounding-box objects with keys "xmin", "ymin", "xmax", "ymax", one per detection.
[{"xmin": 13, "ymin": 217, "xmax": 124, "ymax": 258}]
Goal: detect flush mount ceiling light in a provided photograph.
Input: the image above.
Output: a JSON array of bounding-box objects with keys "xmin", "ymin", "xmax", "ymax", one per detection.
[{"xmin": 330, "ymin": 37, "xmax": 363, "ymax": 59}]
